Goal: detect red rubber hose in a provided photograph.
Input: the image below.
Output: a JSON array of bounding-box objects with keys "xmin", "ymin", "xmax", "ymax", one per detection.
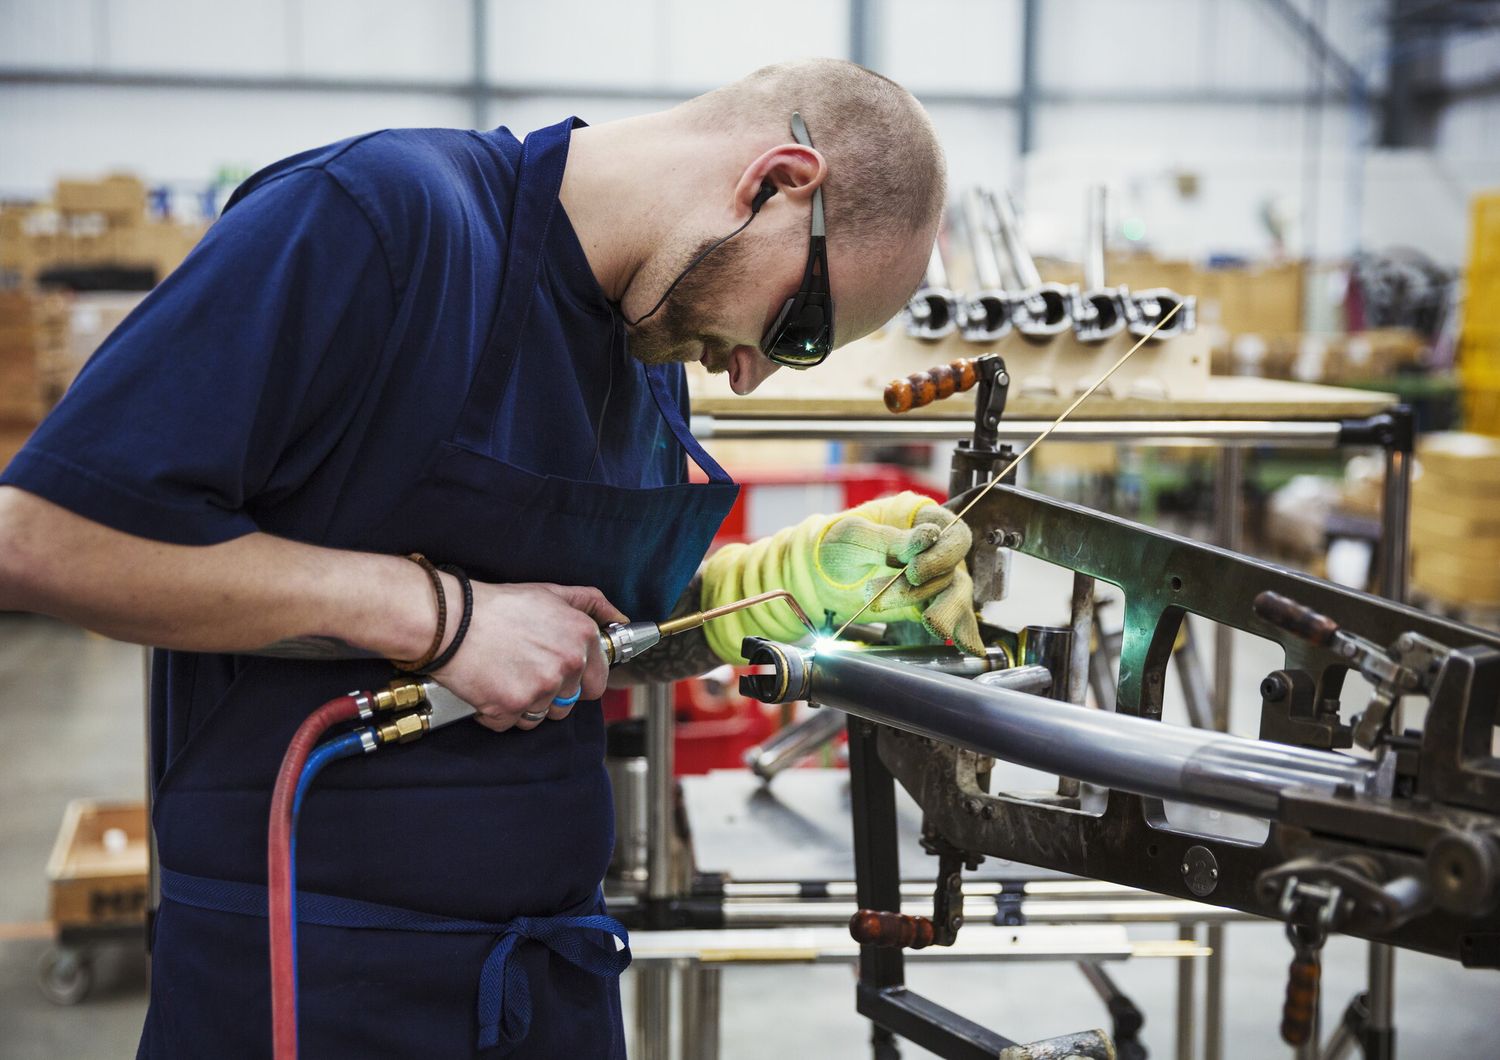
[{"xmin": 268, "ymin": 694, "xmax": 362, "ymax": 1060}]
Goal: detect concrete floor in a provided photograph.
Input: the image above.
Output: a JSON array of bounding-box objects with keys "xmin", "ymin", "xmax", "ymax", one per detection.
[{"xmin": 1, "ymin": 605, "xmax": 1497, "ymax": 1059}]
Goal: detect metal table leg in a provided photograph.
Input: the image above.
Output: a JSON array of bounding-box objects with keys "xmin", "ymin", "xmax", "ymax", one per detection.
[
  {"xmin": 639, "ymin": 683, "xmax": 677, "ymax": 1060},
  {"xmin": 1176, "ymin": 922, "xmax": 1198, "ymax": 1060},
  {"xmin": 680, "ymin": 962, "xmax": 722, "ymax": 1060},
  {"xmin": 1203, "ymin": 924, "xmax": 1224, "ymax": 1060},
  {"xmin": 635, "ymin": 962, "xmax": 672, "ymax": 1060},
  {"xmin": 646, "ymin": 683, "xmax": 675, "ymax": 903}
]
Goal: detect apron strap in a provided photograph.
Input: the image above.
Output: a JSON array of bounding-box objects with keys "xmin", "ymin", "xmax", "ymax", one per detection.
[
  {"xmin": 454, "ymin": 117, "xmax": 581, "ymax": 453},
  {"xmin": 645, "ymin": 363, "xmax": 734, "ymax": 485},
  {"xmin": 160, "ymin": 867, "xmax": 631, "ymax": 1055}
]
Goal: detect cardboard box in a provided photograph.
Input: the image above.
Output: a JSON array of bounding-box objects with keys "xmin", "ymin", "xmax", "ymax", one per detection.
[
  {"xmin": 54, "ymin": 174, "xmax": 147, "ymax": 224},
  {"xmin": 0, "ymin": 291, "xmax": 69, "ymax": 423},
  {"xmin": 51, "ymin": 292, "xmax": 145, "ymax": 398},
  {"xmin": 0, "ymin": 423, "xmax": 32, "ymax": 471},
  {"xmin": 1418, "ymin": 431, "xmax": 1500, "ymax": 485},
  {"xmin": 46, "ymin": 800, "xmax": 150, "ymax": 931},
  {"xmin": 1414, "ymin": 548, "xmax": 1500, "ymax": 607}
]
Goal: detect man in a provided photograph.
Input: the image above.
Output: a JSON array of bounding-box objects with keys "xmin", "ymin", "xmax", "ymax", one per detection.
[{"xmin": 0, "ymin": 59, "xmax": 970, "ymax": 1056}]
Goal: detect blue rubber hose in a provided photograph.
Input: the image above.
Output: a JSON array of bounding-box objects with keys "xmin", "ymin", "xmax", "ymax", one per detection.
[{"xmin": 287, "ymin": 731, "xmax": 368, "ymax": 1001}]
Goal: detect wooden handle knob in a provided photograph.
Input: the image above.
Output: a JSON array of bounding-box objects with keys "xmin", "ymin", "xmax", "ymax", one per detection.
[
  {"xmin": 883, "ymin": 359, "xmax": 981, "ymax": 414},
  {"xmin": 849, "ymin": 909, "xmax": 936, "ymax": 949},
  {"xmin": 1280, "ymin": 954, "xmax": 1320, "ymax": 1045},
  {"xmin": 1253, "ymin": 591, "xmax": 1339, "ymax": 648}
]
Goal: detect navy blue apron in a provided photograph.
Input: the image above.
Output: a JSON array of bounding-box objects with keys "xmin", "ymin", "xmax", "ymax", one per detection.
[{"xmin": 138, "ymin": 120, "xmax": 738, "ymax": 1057}]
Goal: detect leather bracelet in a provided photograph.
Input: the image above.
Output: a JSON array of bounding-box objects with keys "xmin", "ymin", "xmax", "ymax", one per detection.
[
  {"xmin": 392, "ymin": 553, "xmax": 446, "ymax": 673},
  {"xmin": 420, "ymin": 564, "xmax": 473, "ymax": 674}
]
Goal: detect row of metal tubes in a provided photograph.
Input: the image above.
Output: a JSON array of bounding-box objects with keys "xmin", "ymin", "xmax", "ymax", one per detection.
[
  {"xmin": 710, "ymin": 879, "xmax": 1142, "ymax": 899},
  {"xmin": 690, "ymin": 417, "xmax": 1355, "ymax": 445},
  {"xmin": 713, "ymin": 900, "xmax": 1253, "ymax": 928}
]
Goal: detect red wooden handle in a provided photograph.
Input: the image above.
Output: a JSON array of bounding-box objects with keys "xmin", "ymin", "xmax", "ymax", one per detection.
[
  {"xmin": 884, "ymin": 358, "xmax": 980, "ymax": 413},
  {"xmin": 849, "ymin": 909, "xmax": 937, "ymax": 949}
]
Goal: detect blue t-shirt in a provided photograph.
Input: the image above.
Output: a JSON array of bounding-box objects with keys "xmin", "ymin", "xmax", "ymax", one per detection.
[{"xmin": 3, "ymin": 124, "xmax": 688, "ymax": 552}]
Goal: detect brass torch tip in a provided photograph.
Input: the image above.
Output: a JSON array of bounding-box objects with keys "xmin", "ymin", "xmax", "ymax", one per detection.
[
  {"xmin": 664, "ymin": 590, "xmax": 819, "ymax": 641},
  {"xmin": 656, "ymin": 613, "xmax": 704, "ymax": 638}
]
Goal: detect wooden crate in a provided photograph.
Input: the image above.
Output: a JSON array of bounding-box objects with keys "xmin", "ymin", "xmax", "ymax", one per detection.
[{"xmin": 45, "ymin": 799, "xmax": 150, "ymax": 931}]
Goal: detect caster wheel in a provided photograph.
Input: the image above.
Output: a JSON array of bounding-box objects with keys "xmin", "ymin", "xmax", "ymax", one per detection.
[{"xmin": 37, "ymin": 946, "xmax": 93, "ymax": 1005}]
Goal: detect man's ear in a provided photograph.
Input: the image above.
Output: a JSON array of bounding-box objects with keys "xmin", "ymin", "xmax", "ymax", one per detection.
[{"xmin": 734, "ymin": 143, "xmax": 826, "ymax": 215}]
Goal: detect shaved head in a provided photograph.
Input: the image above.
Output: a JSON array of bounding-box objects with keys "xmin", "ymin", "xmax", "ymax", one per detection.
[{"xmin": 682, "ymin": 59, "xmax": 947, "ymax": 257}]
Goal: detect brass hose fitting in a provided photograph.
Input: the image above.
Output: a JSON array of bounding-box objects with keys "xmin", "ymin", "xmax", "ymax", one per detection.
[
  {"xmin": 373, "ymin": 679, "xmax": 427, "ymax": 714},
  {"xmin": 376, "ymin": 710, "xmax": 430, "ymax": 745}
]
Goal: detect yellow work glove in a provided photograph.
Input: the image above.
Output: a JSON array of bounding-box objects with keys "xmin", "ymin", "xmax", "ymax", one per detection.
[{"xmin": 701, "ymin": 492, "xmax": 983, "ymax": 663}]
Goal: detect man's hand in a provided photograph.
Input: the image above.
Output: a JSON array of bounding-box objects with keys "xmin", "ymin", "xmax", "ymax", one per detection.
[
  {"xmin": 699, "ymin": 491, "xmax": 983, "ymax": 662},
  {"xmin": 430, "ymin": 582, "xmax": 627, "ymax": 732}
]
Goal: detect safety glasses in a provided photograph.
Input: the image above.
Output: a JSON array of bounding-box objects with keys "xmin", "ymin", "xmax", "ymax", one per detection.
[{"xmin": 759, "ymin": 112, "xmax": 834, "ymax": 369}]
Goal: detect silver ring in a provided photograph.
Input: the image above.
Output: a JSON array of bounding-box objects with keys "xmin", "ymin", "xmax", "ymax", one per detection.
[{"xmin": 521, "ymin": 709, "xmax": 548, "ymax": 722}]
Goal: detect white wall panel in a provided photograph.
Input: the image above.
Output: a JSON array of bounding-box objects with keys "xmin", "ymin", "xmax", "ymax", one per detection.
[
  {"xmin": 1443, "ymin": 30, "xmax": 1500, "ymax": 83},
  {"xmin": 1038, "ymin": 0, "xmax": 1207, "ymax": 92},
  {"xmin": 0, "ymin": 0, "xmax": 99, "ymax": 68},
  {"xmin": 300, "ymin": 0, "xmax": 470, "ymax": 81},
  {"xmin": 1436, "ymin": 97, "xmax": 1500, "ymax": 172},
  {"xmin": 105, "ymin": 0, "xmax": 292, "ymax": 75},
  {"xmin": 485, "ymin": 0, "xmax": 663, "ymax": 89},
  {"xmin": 1024, "ymin": 102, "xmax": 1380, "ymax": 260},
  {"xmin": 921, "ymin": 101, "xmax": 1018, "ymax": 192},
  {"xmin": 658, "ymin": 0, "xmax": 847, "ymax": 89},
  {"xmin": 880, "ymin": 0, "xmax": 1021, "ymax": 95},
  {"xmin": 1037, "ymin": 0, "xmax": 1386, "ymax": 96},
  {"xmin": 490, "ymin": 93, "xmax": 671, "ymax": 137},
  {"xmin": 0, "ymin": 84, "xmax": 469, "ymax": 196}
]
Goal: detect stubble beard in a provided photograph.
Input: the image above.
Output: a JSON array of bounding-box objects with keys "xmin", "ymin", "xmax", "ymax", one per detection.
[{"xmin": 625, "ymin": 233, "xmax": 748, "ymax": 374}]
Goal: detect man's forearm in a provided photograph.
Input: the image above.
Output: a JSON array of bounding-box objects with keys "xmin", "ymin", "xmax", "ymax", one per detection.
[
  {"xmin": 0, "ymin": 486, "xmax": 440, "ymax": 661},
  {"xmin": 610, "ymin": 572, "xmax": 724, "ymax": 685}
]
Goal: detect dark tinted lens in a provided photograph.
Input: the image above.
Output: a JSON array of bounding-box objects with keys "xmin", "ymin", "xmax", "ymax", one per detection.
[{"xmin": 765, "ymin": 302, "xmax": 831, "ymax": 367}]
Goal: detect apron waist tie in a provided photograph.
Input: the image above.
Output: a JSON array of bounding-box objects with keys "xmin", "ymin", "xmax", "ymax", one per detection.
[{"xmin": 160, "ymin": 867, "xmax": 631, "ymax": 1053}]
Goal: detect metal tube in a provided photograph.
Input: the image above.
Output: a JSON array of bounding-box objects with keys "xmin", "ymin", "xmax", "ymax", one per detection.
[
  {"xmin": 758, "ymin": 648, "xmax": 1378, "ymax": 818},
  {"xmin": 959, "ymin": 193, "xmax": 1013, "ymax": 342},
  {"xmin": 634, "ymin": 964, "xmax": 671, "ymax": 1060},
  {"xmin": 679, "ymin": 963, "xmax": 721, "ymax": 1060},
  {"xmin": 966, "ymin": 187, "xmax": 1004, "ymax": 291},
  {"xmin": 645, "ymin": 683, "xmax": 674, "ymax": 901},
  {"xmin": 1212, "ymin": 447, "xmax": 1244, "ymax": 732},
  {"xmin": 745, "ymin": 707, "xmax": 846, "ymax": 780},
  {"xmin": 1367, "ymin": 431, "xmax": 1410, "ymax": 1055},
  {"xmin": 925, "ymin": 241, "xmax": 950, "ymax": 290},
  {"xmin": 1020, "ymin": 626, "xmax": 1072, "ymax": 701},
  {"xmin": 1175, "ymin": 620, "xmax": 1216, "ymax": 732},
  {"xmin": 716, "ymin": 898, "xmax": 1251, "ymax": 928},
  {"xmin": 858, "ymin": 644, "xmax": 1011, "ymax": 676},
  {"xmin": 905, "ymin": 244, "xmax": 959, "ymax": 339},
  {"xmin": 1380, "ymin": 446, "xmax": 1410, "ymax": 602},
  {"xmin": 1204, "ymin": 923, "xmax": 1225, "ymax": 1060},
  {"xmin": 1176, "ymin": 923, "xmax": 1197, "ymax": 1060},
  {"xmin": 1084, "ymin": 186, "xmax": 1107, "ymax": 291},
  {"xmin": 1067, "ymin": 575, "xmax": 1095, "ymax": 708},
  {"xmin": 988, "ymin": 189, "xmax": 1043, "ymax": 289},
  {"xmin": 690, "ymin": 417, "xmax": 1350, "ymax": 446},
  {"xmin": 974, "ymin": 665, "xmax": 1054, "ymax": 695}
]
